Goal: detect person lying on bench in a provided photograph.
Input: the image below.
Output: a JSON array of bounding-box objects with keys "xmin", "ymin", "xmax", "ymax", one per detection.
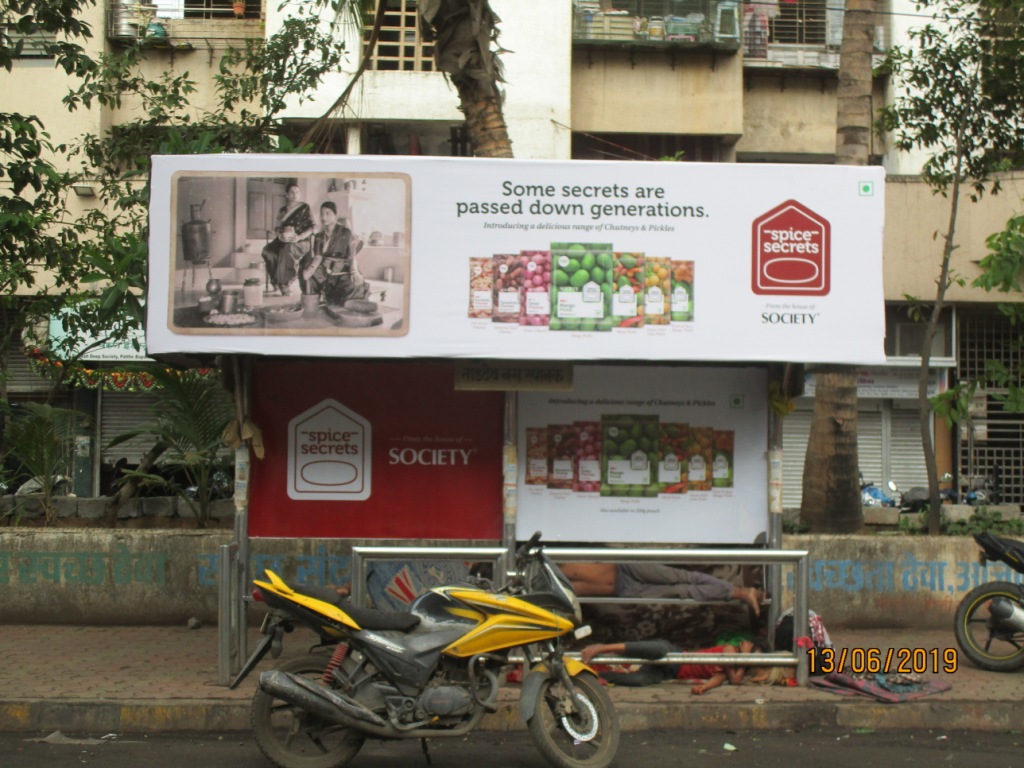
[
  {"xmin": 560, "ymin": 562, "xmax": 765, "ymax": 616},
  {"xmin": 580, "ymin": 638, "xmax": 768, "ymax": 694}
]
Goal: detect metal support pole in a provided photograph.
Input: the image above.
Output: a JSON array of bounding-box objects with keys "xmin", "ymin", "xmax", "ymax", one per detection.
[
  {"xmin": 217, "ymin": 544, "xmax": 232, "ymax": 685},
  {"xmin": 503, "ymin": 391, "xmax": 518, "ymax": 561},
  {"xmin": 795, "ymin": 552, "xmax": 809, "ymax": 686}
]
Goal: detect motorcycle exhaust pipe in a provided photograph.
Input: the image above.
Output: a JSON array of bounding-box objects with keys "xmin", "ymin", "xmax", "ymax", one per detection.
[
  {"xmin": 258, "ymin": 670, "xmax": 387, "ymax": 728},
  {"xmin": 989, "ymin": 597, "xmax": 1024, "ymax": 632}
]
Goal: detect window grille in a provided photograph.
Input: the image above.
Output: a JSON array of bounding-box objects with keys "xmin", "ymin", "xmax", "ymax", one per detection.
[
  {"xmin": 365, "ymin": 0, "xmax": 434, "ymax": 72},
  {"xmin": 957, "ymin": 310, "xmax": 1024, "ymax": 504}
]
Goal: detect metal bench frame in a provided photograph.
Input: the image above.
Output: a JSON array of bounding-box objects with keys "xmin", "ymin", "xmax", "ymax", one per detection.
[{"xmin": 350, "ymin": 544, "xmax": 810, "ymax": 685}]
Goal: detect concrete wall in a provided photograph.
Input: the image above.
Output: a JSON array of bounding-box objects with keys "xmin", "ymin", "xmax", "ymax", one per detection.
[
  {"xmin": 2, "ymin": 529, "xmax": 1018, "ymax": 629},
  {"xmin": 571, "ymin": 49, "xmax": 744, "ymax": 138},
  {"xmin": 883, "ymin": 174, "xmax": 1024, "ymax": 304},
  {"xmin": 781, "ymin": 534, "xmax": 1021, "ymax": 629}
]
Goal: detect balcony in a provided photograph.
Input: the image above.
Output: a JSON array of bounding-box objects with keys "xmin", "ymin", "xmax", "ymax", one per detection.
[
  {"xmin": 573, "ymin": 0, "xmax": 743, "ymax": 53},
  {"xmin": 107, "ymin": 0, "xmax": 264, "ymax": 50},
  {"xmin": 574, "ymin": 1, "xmax": 887, "ymax": 70}
]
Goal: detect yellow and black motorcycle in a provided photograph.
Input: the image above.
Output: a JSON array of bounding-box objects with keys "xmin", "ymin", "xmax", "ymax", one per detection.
[{"xmin": 231, "ymin": 532, "xmax": 619, "ymax": 768}]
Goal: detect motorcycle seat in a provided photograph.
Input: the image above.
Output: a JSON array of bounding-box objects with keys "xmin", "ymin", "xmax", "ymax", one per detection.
[
  {"xmin": 343, "ymin": 605, "xmax": 421, "ymax": 632},
  {"xmin": 291, "ymin": 584, "xmax": 421, "ymax": 632},
  {"xmin": 975, "ymin": 531, "xmax": 1024, "ymax": 573}
]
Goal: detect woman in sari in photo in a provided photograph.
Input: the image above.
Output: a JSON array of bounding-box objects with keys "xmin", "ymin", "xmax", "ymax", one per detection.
[{"xmin": 262, "ymin": 182, "xmax": 315, "ymax": 294}]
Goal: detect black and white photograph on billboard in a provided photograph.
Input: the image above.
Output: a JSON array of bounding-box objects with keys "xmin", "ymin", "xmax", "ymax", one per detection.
[{"xmin": 168, "ymin": 172, "xmax": 411, "ymax": 336}]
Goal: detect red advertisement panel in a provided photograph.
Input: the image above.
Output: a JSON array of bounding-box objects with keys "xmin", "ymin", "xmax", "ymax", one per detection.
[{"xmin": 248, "ymin": 360, "xmax": 504, "ymax": 539}]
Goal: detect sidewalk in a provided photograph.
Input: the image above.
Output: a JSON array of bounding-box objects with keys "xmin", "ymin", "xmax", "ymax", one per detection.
[{"xmin": 1, "ymin": 625, "xmax": 1021, "ymax": 735}]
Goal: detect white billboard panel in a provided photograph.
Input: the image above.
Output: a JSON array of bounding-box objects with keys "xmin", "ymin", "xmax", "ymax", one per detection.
[
  {"xmin": 516, "ymin": 365, "xmax": 768, "ymax": 544},
  {"xmin": 148, "ymin": 155, "xmax": 885, "ymax": 364}
]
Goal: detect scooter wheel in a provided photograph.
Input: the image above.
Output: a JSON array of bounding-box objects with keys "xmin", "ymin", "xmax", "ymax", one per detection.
[
  {"xmin": 251, "ymin": 653, "xmax": 365, "ymax": 768},
  {"xmin": 953, "ymin": 582, "xmax": 1024, "ymax": 672}
]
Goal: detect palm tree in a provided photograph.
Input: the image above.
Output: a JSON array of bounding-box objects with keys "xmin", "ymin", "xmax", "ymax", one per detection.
[
  {"xmin": 305, "ymin": 0, "xmax": 512, "ymax": 159},
  {"xmin": 417, "ymin": 0, "xmax": 512, "ymax": 158},
  {"xmin": 800, "ymin": 0, "xmax": 876, "ymax": 533},
  {"xmin": 107, "ymin": 369, "xmax": 234, "ymax": 528}
]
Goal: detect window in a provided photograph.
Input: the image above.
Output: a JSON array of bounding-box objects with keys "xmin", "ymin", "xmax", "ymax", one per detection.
[
  {"xmin": 365, "ymin": 0, "xmax": 434, "ymax": 72},
  {"xmin": 1, "ymin": 23, "xmax": 55, "ymax": 59},
  {"xmin": 883, "ymin": 305, "xmax": 954, "ymax": 362},
  {"xmin": 770, "ymin": 0, "xmax": 827, "ymax": 46}
]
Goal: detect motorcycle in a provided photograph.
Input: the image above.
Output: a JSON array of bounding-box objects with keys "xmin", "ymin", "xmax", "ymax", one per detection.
[
  {"xmin": 953, "ymin": 531, "xmax": 1024, "ymax": 671},
  {"xmin": 961, "ymin": 468, "xmax": 1002, "ymax": 506},
  {"xmin": 230, "ymin": 532, "xmax": 620, "ymax": 768}
]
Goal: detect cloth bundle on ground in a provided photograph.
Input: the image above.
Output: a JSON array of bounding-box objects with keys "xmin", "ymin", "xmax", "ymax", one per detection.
[
  {"xmin": 581, "ymin": 600, "xmax": 754, "ymax": 648},
  {"xmin": 808, "ymin": 671, "xmax": 952, "ymax": 702}
]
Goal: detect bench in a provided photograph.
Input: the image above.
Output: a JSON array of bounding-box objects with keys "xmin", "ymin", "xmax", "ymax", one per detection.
[{"xmin": 350, "ymin": 544, "xmax": 811, "ymax": 685}]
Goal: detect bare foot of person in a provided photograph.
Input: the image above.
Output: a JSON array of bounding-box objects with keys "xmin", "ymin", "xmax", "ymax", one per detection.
[{"xmin": 735, "ymin": 586, "xmax": 764, "ymax": 616}]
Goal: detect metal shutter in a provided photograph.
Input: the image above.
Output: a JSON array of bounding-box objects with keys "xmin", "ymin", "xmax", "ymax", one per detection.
[
  {"xmin": 99, "ymin": 390, "xmax": 162, "ymax": 465},
  {"xmin": 890, "ymin": 401, "xmax": 929, "ymax": 490},
  {"xmin": 781, "ymin": 406, "xmax": 811, "ymax": 512},
  {"xmin": 857, "ymin": 403, "xmax": 884, "ymax": 488},
  {"xmin": 782, "ymin": 401, "xmax": 885, "ymax": 511},
  {"xmin": 5, "ymin": 347, "xmax": 54, "ymax": 393}
]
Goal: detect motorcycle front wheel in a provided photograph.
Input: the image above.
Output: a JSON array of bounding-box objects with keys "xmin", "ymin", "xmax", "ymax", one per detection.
[
  {"xmin": 250, "ymin": 653, "xmax": 366, "ymax": 768},
  {"xmin": 527, "ymin": 671, "xmax": 620, "ymax": 768},
  {"xmin": 954, "ymin": 581, "xmax": 1024, "ymax": 672}
]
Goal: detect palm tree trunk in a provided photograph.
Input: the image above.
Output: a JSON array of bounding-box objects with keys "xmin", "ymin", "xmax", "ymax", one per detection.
[
  {"xmin": 452, "ymin": 80, "xmax": 513, "ymax": 158},
  {"xmin": 798, "ymin": 0, "xmax": 877, "ymax": 533},
  {"xmin": 835, "ymin": 0, "xmax": 875, "ymax": 165},
  {"xmin": 801, "ymin": 370, "xmax": 862, "ymax": 532}
]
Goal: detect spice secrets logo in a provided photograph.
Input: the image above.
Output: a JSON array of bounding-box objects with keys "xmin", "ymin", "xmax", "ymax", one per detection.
[{"xmin": 751, "ymin": 200, "xmax": 831, "ymax": 296}]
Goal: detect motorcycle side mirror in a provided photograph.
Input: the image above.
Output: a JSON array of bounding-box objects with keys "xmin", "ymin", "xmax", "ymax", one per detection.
[
  {"xmin": 887, "ymin": 480, "xmax": 898, "ymax": 492},
  {"xmin": 940, "ymin": 472, "xmax": 953, "ymax": 483}
]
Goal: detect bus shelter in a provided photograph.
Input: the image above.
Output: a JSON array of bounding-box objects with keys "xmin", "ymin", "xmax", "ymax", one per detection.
[{"xmin": 146, "ymin": 154, "xmax": 885, "ymax": 678}]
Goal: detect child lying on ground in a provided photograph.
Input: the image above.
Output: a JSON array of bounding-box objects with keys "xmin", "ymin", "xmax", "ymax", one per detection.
[{"xmin": 580, "ymin": 638, "xmax": 792, "ymax": 694}]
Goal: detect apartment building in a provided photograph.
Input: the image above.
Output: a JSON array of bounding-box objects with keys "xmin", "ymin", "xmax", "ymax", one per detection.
[{"xmin": 3, "ymin": 0, "xmax": 1021, "ymax": 507}]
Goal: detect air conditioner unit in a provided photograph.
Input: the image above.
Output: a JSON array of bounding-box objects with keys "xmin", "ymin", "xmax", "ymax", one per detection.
[{"xmin": 895, "ymin": 322, "xmax": 946, "ymax": 358}]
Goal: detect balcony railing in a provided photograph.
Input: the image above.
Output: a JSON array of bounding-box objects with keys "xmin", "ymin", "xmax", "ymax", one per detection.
[
  {"xmin": 574, "ymin": 0, "xmax": 887, "ymax": 70},
  {"xmin": 574, "ymin": 0, "xmax": 742, "ymax": 47}
]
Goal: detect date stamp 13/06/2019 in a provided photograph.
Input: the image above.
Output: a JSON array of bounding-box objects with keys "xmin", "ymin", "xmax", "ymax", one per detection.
[{"xmin": 807, "ymin": 646, "xmax": 959, "ymax": 675}]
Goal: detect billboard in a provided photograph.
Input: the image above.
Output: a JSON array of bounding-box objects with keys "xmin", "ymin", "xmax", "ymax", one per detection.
[
  {"xmin": 516, "ymin": 365, "xmax": 768, "ymax": 544},
  {"xmin": 148, "ymin": 155, "xmax": 885, "ymax": 365},
  {"xmin": 248, "ymin": 360, "xmax": 504, "ymax": 539}
]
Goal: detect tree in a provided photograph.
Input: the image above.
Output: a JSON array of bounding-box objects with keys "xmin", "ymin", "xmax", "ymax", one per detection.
[
  {"xmin": 5, "ymin": 3, "xmax": 353, "ymax": 515},
  {"xmin": 800, "ymin": 0, "xmax": 877, "ymax": 532},
  {"xmin": 879, "ymin": 0, "xmax": 1024, "ymax": 533},
  {"xmin": 2, "ymin": 402, "xmax": 85, "ymax": 524},
  {"xmin": 0, "ymin": 0, "xmax": 97, "ymax": 404},
  {"xmin": 61, "ymin": 12, "xmax": 352, "ymax": 341},
  {"xmin": 307, "ymin": 0, "xmax": 513, "ymax": 159}
]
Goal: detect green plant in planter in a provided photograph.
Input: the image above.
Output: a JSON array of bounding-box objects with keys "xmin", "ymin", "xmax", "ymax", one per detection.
[
  {"xmin": 2, "ymin": 403, "xmax": 85, "ymax": 524},
  {"xmin": 897, "ymin": 511, "xmax": 928, "ymax": 535},
  {"xmin": 108, "ymin": 368, "xmax": 233, "ymax": 528},
  {"xmin": 943, "ymin": 508, "xmax": 1024, "ymax": 537}
]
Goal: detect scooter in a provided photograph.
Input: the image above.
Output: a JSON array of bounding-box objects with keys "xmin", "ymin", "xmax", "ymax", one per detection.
[
  {"xmin": 860, "ymin": 474, "xmax": 898, "ymax": 508},
  {"xmin": 230, "ymin": 532, "xmax": 619, "ymax": 768},
  {"xmin": 953, "ymin": 531, "xmax": 1024, "ymax": 671}
]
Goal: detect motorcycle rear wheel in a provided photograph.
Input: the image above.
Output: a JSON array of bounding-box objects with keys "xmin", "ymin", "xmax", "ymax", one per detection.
[
  {"xmin": 527, "ymin": 671, "xmax": 619, "ymax": 768},
  {"xmin": 251, "ymin": 653, "xmax": 366, "ymax": 768},
  {"xmin": 953, "ymin": 581, "xmax": 1024, "ymax": 672}
]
